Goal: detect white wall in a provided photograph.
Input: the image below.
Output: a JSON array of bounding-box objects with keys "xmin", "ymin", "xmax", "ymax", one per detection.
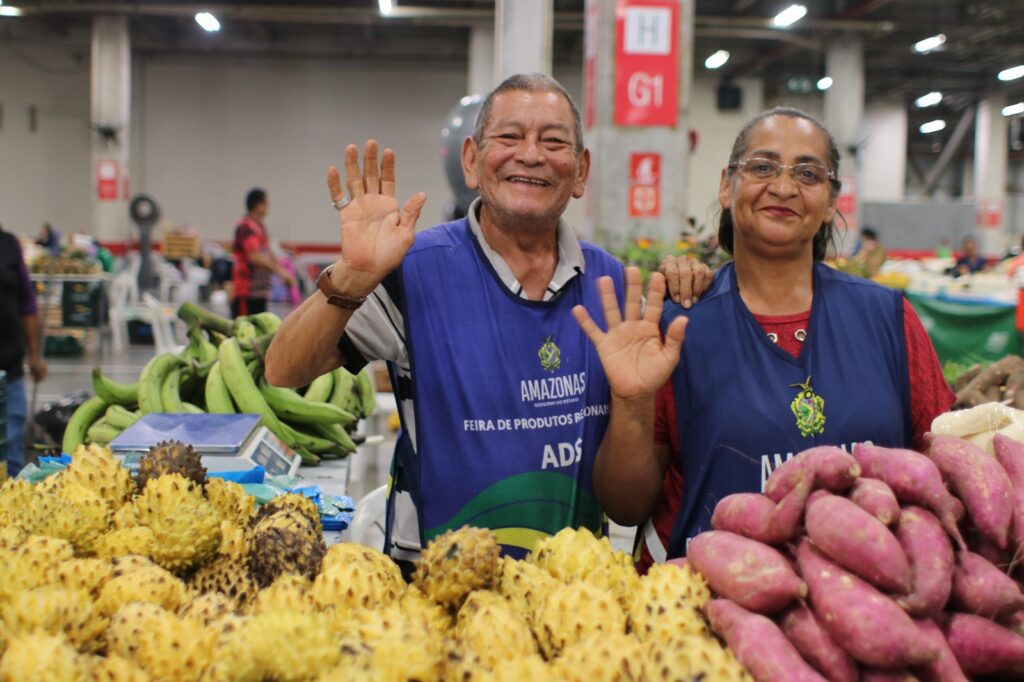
[
  {"xmin": 0, "ymin": 41, "xmax": 93, "ymax": 238},
  {"xmin": 860, "ymin": 101, "xmax": 907, "ymax": 201},
  {"xmin": 685, "ymin": 75, "xmax": 764, "ymax": 230}
]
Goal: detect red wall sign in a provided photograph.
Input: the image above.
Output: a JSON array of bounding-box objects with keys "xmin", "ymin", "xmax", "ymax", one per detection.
[
  {"xmin": 615, "ymin": 0, "xmax": 679, "ymax": 127},
  {"xmin": 837, "ymin": 175, "xmax": 857, "ymax": 232},
  {"xmin": 97, "ymin": 159, "xmax": 119, "ymax": 201},
  {"xmin": 629, "ymin": 152, "xmax": 661, "ymax": 217},
  {"xmin": 977, "ymin": 199, "xmax": 1003, "ymax": 229}
]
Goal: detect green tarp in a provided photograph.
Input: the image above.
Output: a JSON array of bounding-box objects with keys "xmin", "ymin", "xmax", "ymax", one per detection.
[{"xmin": 905, "ymin": 292, "xmax": 1021, "ymax": 366}]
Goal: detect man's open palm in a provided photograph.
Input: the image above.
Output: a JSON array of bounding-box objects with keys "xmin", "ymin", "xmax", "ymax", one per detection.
[
  {"xmin": 573, "ymin": 268, "xmax": 687, "ymax": 400},
  {"xmin": 327, "ymin": 140, "xmax": 427, "ymax": 282}
]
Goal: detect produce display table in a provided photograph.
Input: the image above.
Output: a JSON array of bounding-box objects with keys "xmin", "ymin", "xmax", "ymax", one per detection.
[{"xmin": 905, "ymin": 290, "xmax": 1021, "ymax": 366}]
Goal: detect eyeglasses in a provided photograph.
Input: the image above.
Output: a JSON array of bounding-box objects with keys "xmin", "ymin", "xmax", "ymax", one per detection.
[{"xmin": 730, "ymin": 157, "xmax": 836, "ymax": 187}]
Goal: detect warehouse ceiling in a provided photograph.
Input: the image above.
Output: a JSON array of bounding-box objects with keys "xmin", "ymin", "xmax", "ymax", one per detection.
[{"xmin": 5, "ymin": 1, "xmax": 1024, "ymax": 127}]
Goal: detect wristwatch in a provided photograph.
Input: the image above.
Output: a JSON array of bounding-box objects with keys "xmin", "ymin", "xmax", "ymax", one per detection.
[{"xmin": 316, "ymin": 264, "xmax": 368, "ymax": 310}]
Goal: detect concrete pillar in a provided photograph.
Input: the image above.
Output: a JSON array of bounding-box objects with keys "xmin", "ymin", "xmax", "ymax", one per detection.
[
  {"xmin": 91, "ymin": 16, "xmax": 131, "ymax": 242},
  {"xmin": 495, "ymin": 0, "xmax": 553, "ymax": 79},
  {"xmin": 860, "ymin": 100, "xmax": 907, "ymax": 201},
  {"xmin": 974, "ymin": 93, "xmax": 1009, "ymax": 256},
  {"xmin": 824, "ymin": 34, "xmax": 864, "ymax": 244},
  {"xmin": 584, "ymin": 0, "xmax": 694, "ymax": 247},
  {"xmin": 467, "ymin": 24, "xmax": 495, "ymax": 96}
]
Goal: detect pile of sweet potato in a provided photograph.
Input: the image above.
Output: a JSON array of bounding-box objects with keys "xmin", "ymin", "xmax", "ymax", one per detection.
[
  {"xmin": 953, "ymin": 354, "xmax": 1024, "ymax": 410},
  {"xmin": 688, "ymin": 436, "xmax": 1024, "ymax": 681}
]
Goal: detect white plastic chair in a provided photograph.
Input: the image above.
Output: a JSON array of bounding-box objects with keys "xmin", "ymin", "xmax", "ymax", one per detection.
[
  {"xmin": 142, "ymin": 292, "xmax": 185, "ymax": 355},
  {"xmin": 108, "ymin": 271, "xmax": 148, "ymax": 351},
  {"xmin": 348, "ymin": 485, "xmax": 388, "ymax": 549}
]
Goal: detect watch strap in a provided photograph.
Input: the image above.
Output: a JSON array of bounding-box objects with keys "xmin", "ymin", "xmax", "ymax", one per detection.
[{"xmin": 317, "ymin": 264, "xmax": 368, "ymax": 310}]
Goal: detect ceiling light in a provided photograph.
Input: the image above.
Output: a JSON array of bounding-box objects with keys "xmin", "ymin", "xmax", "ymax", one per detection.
[
  {"xmin": 919, "ymin": 120, "xmax": 946, "ymax": 134},
  {"xmin": 379, "ymin": 0, "xmax": 393, "ymax": 16},
  {"xmin": 194, "ymin": 12, "xmax": 220, "ymax": 32},
  {"xmin": 913, "ymin": 34, "xmax": 945, "ymax": 53},
  {"xmin": 1003, "ymin": 102, "xmax": 1024, "ymax": 117},
  {"xmin": 915, "ymin": 91, "xmax": 942, "ymax": 108},
  {"xmin": 0, "ymin": 6, "xmax": 23, "ymax": 17},
  {"xmin": 773, "ymin": 4, "xmax": 807, "ymax": 28},
  {"xmin": 816, "ymin": 76, "xmax": 833, "ymax": 90},
  {"xmin": 998, "ymin": 65, "xmax": 1024, "ymax": 81},
  {"xmin": 704, "ymin": 50, "xmax": 730, "ymax": 70}
]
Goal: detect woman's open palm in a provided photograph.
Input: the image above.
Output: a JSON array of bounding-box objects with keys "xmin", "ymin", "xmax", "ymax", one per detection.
[{"xmin": 573, "ymin": 268, "xmax": 688, "ymax": 400}]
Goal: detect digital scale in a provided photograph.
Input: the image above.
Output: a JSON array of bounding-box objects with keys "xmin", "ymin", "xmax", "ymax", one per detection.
[{"xmin": 109, "ymin": 413, "xmax": 302, "ymax": 478}]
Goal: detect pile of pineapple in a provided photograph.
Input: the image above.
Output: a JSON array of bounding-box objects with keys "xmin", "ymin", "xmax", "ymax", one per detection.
[{"xmin": 0, "ymin": 442, "xmax": 750, "ymax": 681}]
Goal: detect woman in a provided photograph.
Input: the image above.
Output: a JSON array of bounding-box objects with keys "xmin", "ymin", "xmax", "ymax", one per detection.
[{"xmin": 574, "ymin": 108, "xmax": 953, "ymax": 564}]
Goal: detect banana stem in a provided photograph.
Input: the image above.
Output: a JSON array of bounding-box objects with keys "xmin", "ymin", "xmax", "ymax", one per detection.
[{"xmin": 177, "ymin": 302, "xmax": 233, "ymax": 336}]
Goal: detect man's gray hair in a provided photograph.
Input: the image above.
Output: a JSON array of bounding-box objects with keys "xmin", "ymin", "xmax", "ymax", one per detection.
[{"xmin": 472, "ymin": 73, "xmax": 585, "ymax": 152}]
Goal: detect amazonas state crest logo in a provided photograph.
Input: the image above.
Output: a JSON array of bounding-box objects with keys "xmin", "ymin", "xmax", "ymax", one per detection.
[
  {"xmin": 790, "ymin": 375, "xmax": 825, "ymax": 437},
  {"xmin": 538, "ymin": 336, "xmax": 561, "ymax": 373}
]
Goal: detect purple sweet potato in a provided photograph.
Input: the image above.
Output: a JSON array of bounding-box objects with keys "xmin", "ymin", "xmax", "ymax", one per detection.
[
  {"xmin": 951, "ymin": 550, "xmax": 1024, "ymax": 619},
  {"xmin": 704, "ymin": 599, "xmax": 828, "ymax": 682},
  {"xmin": 850, "ymin": 477, "xmax": 901, "ymax": 526},
  {"xmin": 796, "ymin": 538, "xmax": 939, "ymax": 669},
  {"xmin": 943, "ymin": 612, "xmax": 1024, "ymax": 677},
  {"xmin": 712, "ymin": 475, "xmax": 814, "ymax": 545},
  {"xmin": 853, "ymin": 442, "xmax": 967, "ymax": 549},
  {"xmin": 926, "ymin": 434, "xmax": 1014, "ymax": 550},
  {"xmin": 779, "ymin": 602, "xmax": 858, "ymax": 682},
  {"xmin": 688, "ymin": 531, "xmax": 807, "ymax": 614},
  {"xmin": 765, "ymin": 446, "xmax": 861, "ymax": 502},
  {"xmin": 914, "ymin": 619, "xmax": 968, "ymax": 682},
  {"xmin": 994, "ymin": 433, "xmax": 1024, "ymax": 553},
  {"xmin": 861, "ymin": 671, "xmax": 919, "ymax": 682},
  {"xmin": 805, "ymin": 491, "xmax": 912, "ymax": 593},
  {"xmin": 895, "ymin": 506, "xmax": 955, "ymax": 619}
]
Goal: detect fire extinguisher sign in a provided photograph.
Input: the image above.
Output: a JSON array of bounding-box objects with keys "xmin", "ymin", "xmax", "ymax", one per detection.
[
  {"xmin": 629, "ymin": 152, "xmax": 661, "ymax": 217},
  {"xmin": 615, "ymin": 0, "xmax": 679, "ymax": 127}
]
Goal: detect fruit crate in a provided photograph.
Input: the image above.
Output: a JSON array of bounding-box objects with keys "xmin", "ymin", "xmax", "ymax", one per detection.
[{"xmin": 162, "ymin": 228, "xmax": 200, "ymax": 260}]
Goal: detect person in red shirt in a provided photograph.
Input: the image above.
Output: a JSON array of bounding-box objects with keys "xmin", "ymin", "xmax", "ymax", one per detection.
[{"xmin": 231, "ymin": 188, "xmax": 295, "ymax": 317}]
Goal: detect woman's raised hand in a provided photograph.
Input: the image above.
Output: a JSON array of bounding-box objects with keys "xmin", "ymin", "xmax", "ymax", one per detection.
[
  {"xmin": 573, "ymin": 267, "xmax": 688, "ymax": 400},
  {"xmin": 326, "ymin": 140, "xmax": 427, "ymax": 294}
]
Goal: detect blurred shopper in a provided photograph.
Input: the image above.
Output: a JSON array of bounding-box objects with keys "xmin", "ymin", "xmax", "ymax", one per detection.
[
  {"xmin": 0, "ymin": 224, "xmax": 47, "ymax": 476},
  {"xmin": 231, "ymin": 188, "xmax": 295, "ymax": 317},
  {"xmin": 952, "ymin": 236, "xmax": 986, "ymax": 276},
  {"xmin": 851, "ymin": 226, "xmax": 887, "ymax": 277},
  {"xmin": 36, "ymin": 222, "xmax": 61, "ymax": 257},
  {"xmin": 266, "ymin": 73, "xmax": 708, "ymax": 564},
  {"xmin": 574, "ymin": 108, "xmax": 952, "ymax": 567}
]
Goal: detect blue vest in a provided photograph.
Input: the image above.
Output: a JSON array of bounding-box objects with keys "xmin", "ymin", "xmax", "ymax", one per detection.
[
  {"xmin": 665, "ymin": 261, "xmax": 912, "ymax": 557},
  {"xmin": 388, "ymin": 219, "xmax": 624, "ymax": 558}
]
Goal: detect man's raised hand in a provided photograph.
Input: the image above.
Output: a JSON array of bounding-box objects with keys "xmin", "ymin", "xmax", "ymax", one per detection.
[{"xmin": 326, "ymin": 140, "xmax": 427, "ymax": 295}]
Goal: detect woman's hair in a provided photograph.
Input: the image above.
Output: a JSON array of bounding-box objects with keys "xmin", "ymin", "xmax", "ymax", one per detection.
[{"xmin": 718, "ymin": 107, "xmax": 843, "ymax": 261}]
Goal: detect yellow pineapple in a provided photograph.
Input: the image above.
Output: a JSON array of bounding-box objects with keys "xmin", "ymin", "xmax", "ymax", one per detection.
[
  {"xmin": 0, "ymin": 631, "xmax": 87, "ymax": 681},
  {"xmin": 534, "ymin": 581, "xmax": 627, "ymax": 659},
  {"xmin": 415, "ymin": 526, "xmax": 500, "ymax": 609},
  {"xmin": 107, "ymin": 602, "xmax": 216, "ymax": 681}
]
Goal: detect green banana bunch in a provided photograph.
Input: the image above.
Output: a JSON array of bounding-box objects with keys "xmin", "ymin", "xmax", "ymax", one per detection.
[
  {"xmin": 105, "ymin": 405, "xmax": 140, "ymax": 430},
  {"xmin": 62, "ymin": 396, "xmax": 109, "ymax": 453},
  {"xmin": 217, "ymin": 338, "xmax": 317, "ymax": 462},
  {"xmin": 182, "ymin": 402, "xmax": 205, "ymax": 414},
  {"xmin": 329, "ymin": 367, "xmax": 356, "ymax": 413},
  {"xmin": 259, "ymin": 377, "xmax": 356, "ymax": 428},
  {"xmin": 138, "ymin": 353, "xmax": 180, "ymax": 414},
  {"xmin": 248, "ymin": 311, "xmax": 282, "ymax": 335},
  {"xmin": 205, "ymin": 361, "xmax": 236, "ymax": 414},
  {"xmin": 354, "ymin": 366, "xmax": 377, "ymax": 418},
  {"xmin": 160, "ymin": 367, "xmax": 187, "ymax": 413},
  {"xmin": 86, "ymin": 420, "xmax": 122, "ymax": 445},
  {"xmin": 233, "ymin": 318, "xmax": 258, "ymax": 342},
  {"xmin": 279, "ymin": 422, "xmax": 338, "ymax": 460},
  {"xmin": 177, "ymin": 302, "xmax": 233, "ymax": 336},
  {"xmin": 91, "ymin": 368, "xmax": 138, "ymax": 406},
  {"xmin": 181, "ymin": 326, "xmax": 218, "ymax": 365},
  {"xmin": 303, "ymin": 372, "xmax": 334, "ymax": 403},
  {"xmin": 310, "ymin": 422, "xmax": 358, "ymax": 455}
]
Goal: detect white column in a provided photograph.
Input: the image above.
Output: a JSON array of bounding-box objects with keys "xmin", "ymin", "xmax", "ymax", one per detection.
[
  {"xmin": 584, "ymin": 0, "xmax": 694, "ymax": 247},
  {"xmin": 91, "ymin": 16, "xmax": 131, "ymax": 242},
  {"xmin": 467, "ymin": 24, "xmax": 495, "ymax": 95},
  {"xmin": 824, "ymin": 34, "xmax": 864, "ymax": 242},
  {"xmin": 974, "ymin": 93, "xmax": 1009, "ymax": 256},
  {"xmin": 860, "ymin": 100, "xmax": 907, "ymax": 201},
  {"xmin": 495, "ymin": 0, "xmax": 553, "ymax": 79}
]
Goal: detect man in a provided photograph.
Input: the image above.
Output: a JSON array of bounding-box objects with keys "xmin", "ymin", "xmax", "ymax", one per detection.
[
  {"xmin": 851, "ymin": 226, "xmax": 886, "ymax": 277},
  {"xmin": 953, "ymin": 236, "xmax": 986, "ymax": 276},
  {"xmin": 231, "ymin": 188, "xmax": 295, "ymax": 317},
  {"xmin": 267, "ymin": 73, "xmax": 637, "ymax": 563},
  {"xmin": 0, "ymin": 225, "xmax": 47, "ymax": 477}
]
